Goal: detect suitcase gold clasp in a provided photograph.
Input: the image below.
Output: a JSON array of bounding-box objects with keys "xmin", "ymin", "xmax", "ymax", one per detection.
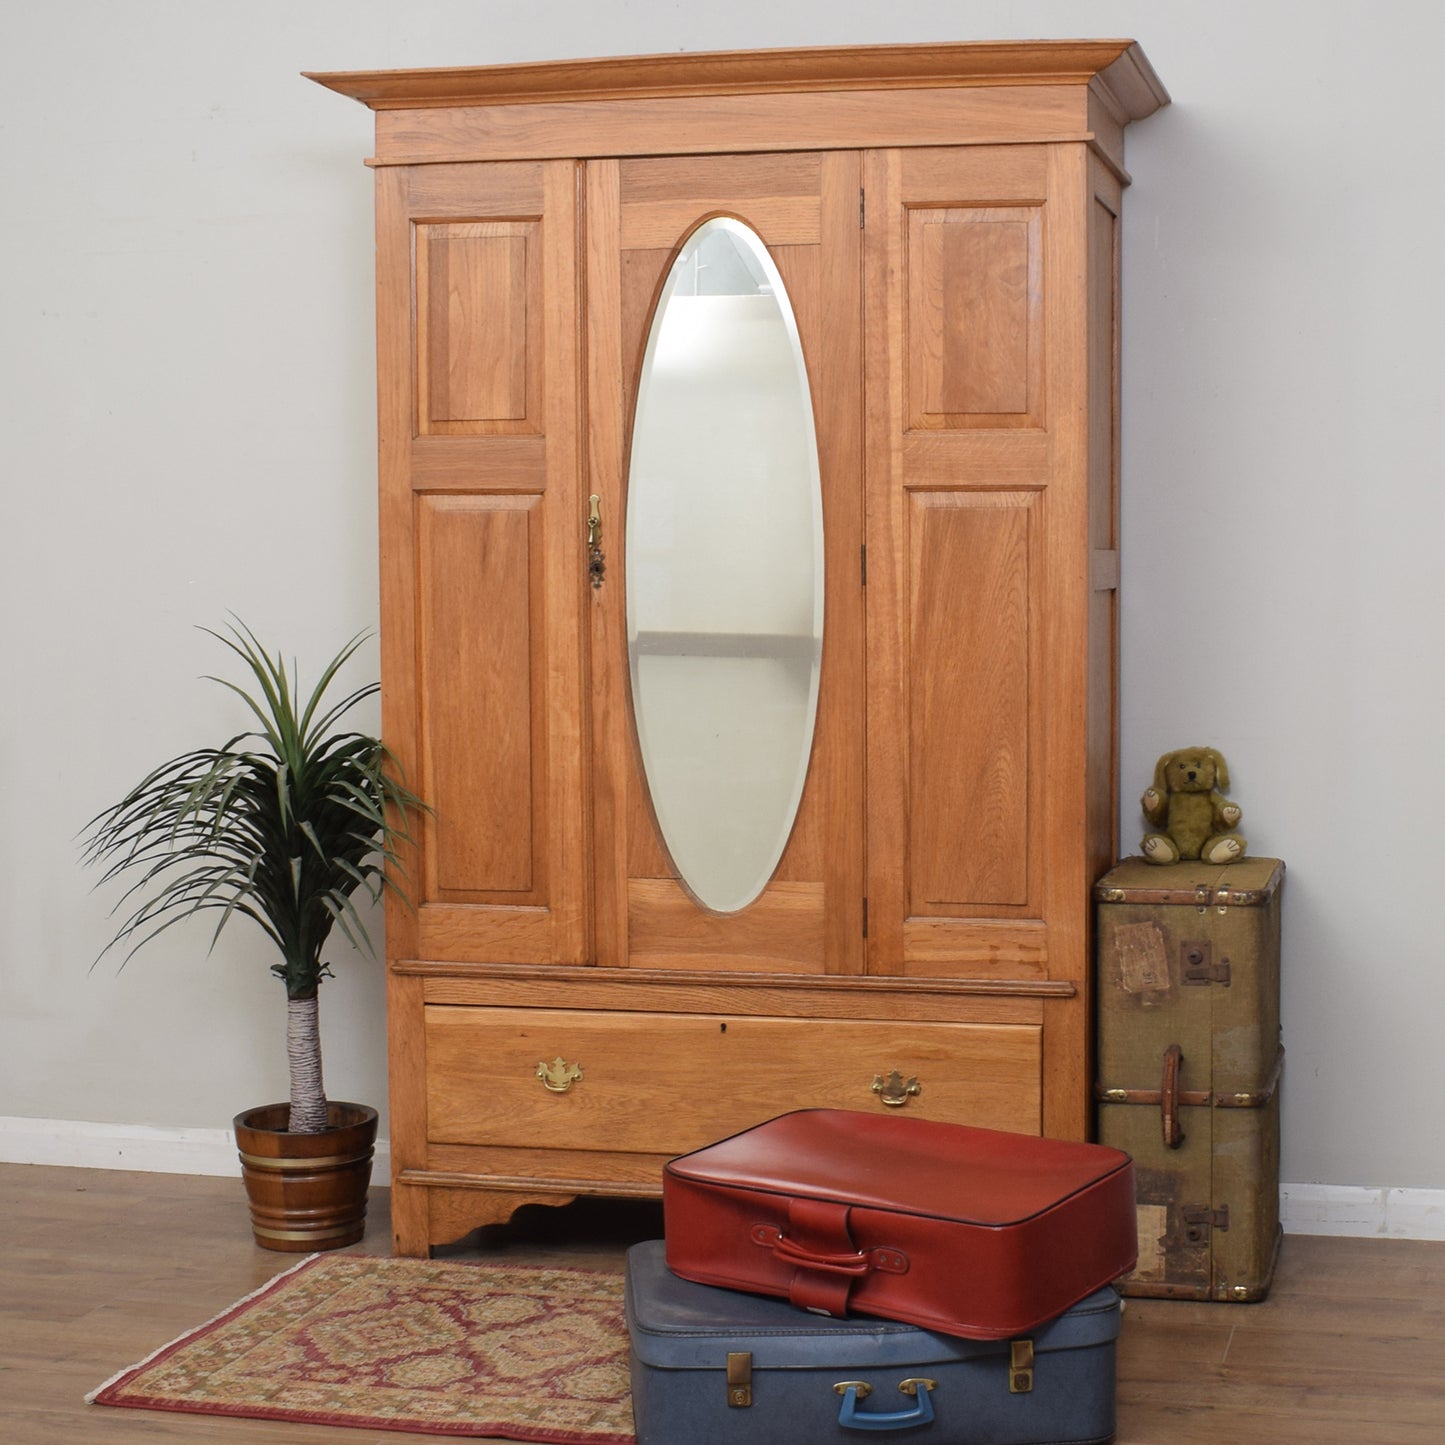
[
  {"xmin": 1009, "ymin": 1339, "xmax": 1035, "ymax": 1393},
  {"xmin": 726, "ymin": 1352, "xmax": 752, "ymax": 1407}
]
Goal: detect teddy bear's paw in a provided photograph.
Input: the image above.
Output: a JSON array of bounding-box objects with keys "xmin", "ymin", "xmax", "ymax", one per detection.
[
  {"xmin": 1141, "ymin": 834, "xmax": 1179, "ymax": 865},
  {"xmin": 1220, "ymin": 804, "xmax": 1242, "ymax": 826},
  {"xmin": 1203, "ymin": 836, "xmax": 1244, "ymax": 864}
]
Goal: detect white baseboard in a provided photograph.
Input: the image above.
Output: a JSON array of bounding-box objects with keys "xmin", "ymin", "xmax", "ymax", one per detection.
[
  {"xmin": 1279, "ymin": 1182, "xmax": 1445, "ymax": 1241},
  {"xmin": 2, "ymin": 1117, "xmax": 1441, "ymax": 1240},
  {"xmin": 0, "ymin": 1115, "xmax": 391, "ymax": 1180}
]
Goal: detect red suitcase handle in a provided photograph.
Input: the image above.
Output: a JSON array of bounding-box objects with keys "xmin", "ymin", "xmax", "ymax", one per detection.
[
  {"xmin": 750, "ymin": 1224, "xmax": 909, "ymax": 1277},
  {"xmin": 769, "ymin": 1232, "xmax": 872, "ymax": 1275}
]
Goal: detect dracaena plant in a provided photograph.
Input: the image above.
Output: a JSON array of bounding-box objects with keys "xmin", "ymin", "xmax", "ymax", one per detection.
[{"xmin": 81, "ymin": 621, "xmax": 425, "ymax": 1134}]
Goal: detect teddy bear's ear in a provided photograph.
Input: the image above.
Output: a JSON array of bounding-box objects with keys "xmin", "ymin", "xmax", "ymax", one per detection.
[
  {"xmin": 1153, "ymin": 752, "xmax": 1175, "ymax": 792},
  {"xmin": 1206, "ymin": 748, "xmax": 1230, "ymax": 791}
]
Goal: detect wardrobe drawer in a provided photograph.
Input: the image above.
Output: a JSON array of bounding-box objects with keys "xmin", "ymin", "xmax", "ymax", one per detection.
[{"xmin": 424, "ymin": 1006, "xmax": 1042, "ymax": 1153}]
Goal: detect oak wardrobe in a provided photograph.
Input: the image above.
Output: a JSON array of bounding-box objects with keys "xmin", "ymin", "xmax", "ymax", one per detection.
[{"xmin": 309, "ymin": 40, "xmax": 1168, "ymax": 1255}]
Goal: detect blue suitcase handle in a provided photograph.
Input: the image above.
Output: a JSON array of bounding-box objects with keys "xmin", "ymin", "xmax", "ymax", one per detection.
[{"xmin": 834, "ymin": 1377, "xmax": 937, "ymax": 1431}]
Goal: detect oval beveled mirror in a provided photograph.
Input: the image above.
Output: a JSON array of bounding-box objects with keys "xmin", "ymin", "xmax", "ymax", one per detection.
[{"xmin": 626, "ymin": 217, "xmax": 824, "ymax": 914}]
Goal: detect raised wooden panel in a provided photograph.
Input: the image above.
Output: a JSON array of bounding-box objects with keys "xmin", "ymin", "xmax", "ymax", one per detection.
[
  {"xmin": 416, "ymin": 221, "xmax": 540, "ymax": 435},
  {"xmin": 908, "ymin": 206, "xmax": 1043, "ymax": 429},
  {"xmin": 424, "ymin": 1006, "xmax": 1043, "ymax": 1152},
  {"xmin": 908, "ymin": 492, "xmax": 1034, "ymax": 911},
  {"xmin": 417, "ymin": 495, "xmax": 538, "ymax": 898}
]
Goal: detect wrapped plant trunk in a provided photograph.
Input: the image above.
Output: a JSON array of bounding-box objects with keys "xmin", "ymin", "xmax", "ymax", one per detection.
[
  {"xmin": 82, "ymin": 620, "xmax": 424, "ymax": 1135},
  {"xmin": 287, "ymin": 996, "xmax": 328, "ymax": 1135}
]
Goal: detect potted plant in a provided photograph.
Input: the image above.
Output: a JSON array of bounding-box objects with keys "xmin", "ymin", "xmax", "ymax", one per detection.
[{"xmin": 81, "ymin": 620, "xmax": 424, "ymax": 1250}]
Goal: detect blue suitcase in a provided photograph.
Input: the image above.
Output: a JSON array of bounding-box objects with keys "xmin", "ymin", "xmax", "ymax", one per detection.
[{"xmin": 625, "ymin": 1241, "xmax": 1121, "ymax": 1444}]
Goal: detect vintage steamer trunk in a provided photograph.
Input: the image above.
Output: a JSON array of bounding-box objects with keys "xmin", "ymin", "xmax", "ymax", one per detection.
[
  {"xmin": 627, "ymin": 1241, "xmax": 1123, "ymax": 1445},
  {"xmin": 1094, "ymin": 856, "xmax": 1284, "ymax": 1300}
]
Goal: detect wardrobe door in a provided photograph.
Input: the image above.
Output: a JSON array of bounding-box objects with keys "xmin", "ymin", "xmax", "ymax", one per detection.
[
  {"xmin": 863, "ymin": 143, "xmax": 1103, "ymax": 1135},
  {"xmin": 586, "ymin": 152, "xmax": 864, "ymax": 975},
  {"xmin": 376, "ymin": 160, "xmax": 586, "ymax": 967}
]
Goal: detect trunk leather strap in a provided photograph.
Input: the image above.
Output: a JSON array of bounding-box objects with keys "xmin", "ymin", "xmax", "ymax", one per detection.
[{"xmin": 1161, "ymin": 1043, "xmax": 1185, "ymax": 1150}]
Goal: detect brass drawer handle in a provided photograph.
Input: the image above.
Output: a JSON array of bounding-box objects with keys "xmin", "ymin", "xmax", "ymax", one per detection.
[
  {"xmin": 536, "ymin": 1057, "xmax": 583, "ymax": 1093},
  {"xmin": 871, "ymin": 1070, "xmax": 922, "ymax": 1107}
]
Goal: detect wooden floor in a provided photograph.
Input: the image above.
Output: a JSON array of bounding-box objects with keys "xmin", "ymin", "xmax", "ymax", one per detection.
[{"xmin": 3, "ymin": 1163, "xmax": 1443, "ymax": 1443}]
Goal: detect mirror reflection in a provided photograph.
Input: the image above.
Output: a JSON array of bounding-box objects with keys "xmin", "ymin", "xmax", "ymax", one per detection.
[{"xmin": 626, "ymin": 217, "xmax": 824, "ymax": 914}]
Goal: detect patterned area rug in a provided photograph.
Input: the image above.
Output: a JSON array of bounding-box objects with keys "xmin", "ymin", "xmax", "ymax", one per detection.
[{"xmin": 88, "ymin": 1253, "xmax": 635, "ymax": 1441}]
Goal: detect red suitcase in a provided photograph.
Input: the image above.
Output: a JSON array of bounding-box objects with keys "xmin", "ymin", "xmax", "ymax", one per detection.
[{"xmin": 663, "ymin": 1109, "xmax": 1136, "ymax": 1340}]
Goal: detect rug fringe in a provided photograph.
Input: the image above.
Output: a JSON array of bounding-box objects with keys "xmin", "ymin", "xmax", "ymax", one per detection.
[{"xmin": 84, "ymin": 1252, "xmax": 321, "ymax": 1405}]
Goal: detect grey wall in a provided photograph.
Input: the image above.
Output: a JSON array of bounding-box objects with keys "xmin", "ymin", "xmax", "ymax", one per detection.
[{"xmin": 3, "ymin": 1, "xmax": 1440, "ymax": 1193}]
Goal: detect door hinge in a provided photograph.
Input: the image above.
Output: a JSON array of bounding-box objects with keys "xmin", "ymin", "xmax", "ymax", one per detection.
[
  {"xmin": 1183, "ymin": 1204, "xmax": 1229, "ymax": 1243},
  {"xmin": 862, "ymin": 897, "xmax": 869, "ymax": 938},
  {"xmin": 860, "ymin": 544, "xmax": 867, "ymax": 586},
  {"xmin": 1181, "ymin": 941, "xmax": 1231, "ymax": 986},
  {"xmin": 859, "ymin": 187, "xmax": 865, "ymax": 229}
]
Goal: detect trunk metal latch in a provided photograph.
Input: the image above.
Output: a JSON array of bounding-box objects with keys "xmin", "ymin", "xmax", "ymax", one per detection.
[
  {"xmin": 1183, "ymin": 1204, "xmax": 1230, "ymax": 1243},
  {"xmin": 1181, "ymin": 941, "xmax": 1231, "ymax": 986}
]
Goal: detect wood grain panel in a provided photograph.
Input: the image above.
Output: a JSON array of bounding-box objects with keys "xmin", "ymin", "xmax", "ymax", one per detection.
[
  {"xmin": 620, "ymin": 196, "xmax": 821, "ymax": 250},
  {"xmin": 893, "ymin": 145, "xmax": 1048, "ymax": 204},
  {"xmin": 424, "ymin": 1006, "xmax": 1042, "ymax": 1151},
  {"xmin": 416, "ymin": 221, "xmax": 539, "ymax": 434},
  {"xmin": 933, "ymin": 219, "xmax": 1028, "ymax": 412},
  {"xmin": 415, "ymin": 903, "xmax": 554, "ymax": 965},
  {"xmin": 618, "ymin": 151, "xmax": 824, "ymax": 248},
  {"xmin": 626, "ymin": 879, "xmax": 826, "ymax": 973},
  {"xmin": 908, "ymin": 206, "xmax": 1043, "ymax": 429},
  {"xmin": 909, "ymin": 492, "xmax": 1034, "ymax": 910},
  {"xmin": 417, "ymin": 495, "xmax": 537, "ymax": 896},
  {"xmin": 901, "ymin": 432, "xmax": 1049, "ymax": 484},
  {"xmin": 398, "ymin": 161, "xmax": 546, "ymax": 214},
  {"xmin": 369, "ymin": 87, "xmax": 1091, "ymax": 165},
  {"xmin": 901, "ymin": 918, "xmax": 1049, "ymax": 976},
  {"xmin": 409, "ymin": 435, "xmax": 547, "ymax": 490}
]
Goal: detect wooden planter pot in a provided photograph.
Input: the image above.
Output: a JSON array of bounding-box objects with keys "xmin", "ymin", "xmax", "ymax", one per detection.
[{"xmin": 233, "ymin": 1101, "xmax": 378, "ymax": 1252}]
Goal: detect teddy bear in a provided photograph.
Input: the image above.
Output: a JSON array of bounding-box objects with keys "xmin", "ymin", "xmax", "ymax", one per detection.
[{"xmin": 1140, "ymin": 746, "xmax": 1246, "ymax": 865}]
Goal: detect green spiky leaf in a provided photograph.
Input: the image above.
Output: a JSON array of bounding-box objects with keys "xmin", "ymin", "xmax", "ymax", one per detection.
[{"xmin": 81, "ymin": 621, "xmax": 428, "ymax": 1002}]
